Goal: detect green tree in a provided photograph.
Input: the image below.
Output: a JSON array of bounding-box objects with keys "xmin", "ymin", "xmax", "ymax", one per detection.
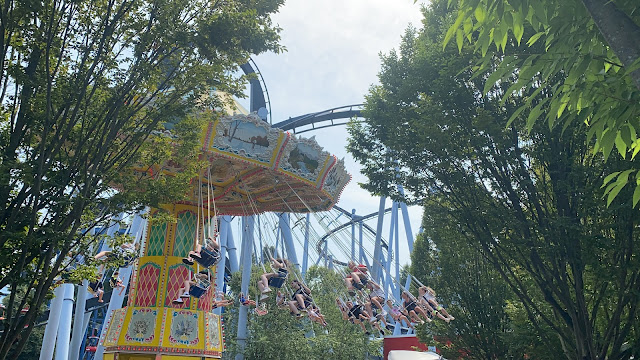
[
  {"xmin": 446, "ymin": 0, "xmax": 640, "ymax": 203},
  {"xmin": 413, "ymin": 202, "xmax": 561, "ymax": 360},
  {"xmin": 0, "ymin": 0, "xmax": 284, "ymax": 357},
  {"xmin": 412, "ymin": 216, "xmax": 512, "ymax": 359},
  {"xmin": 348, "ymin": 1, "xmax": 640, "ymax": 359}
]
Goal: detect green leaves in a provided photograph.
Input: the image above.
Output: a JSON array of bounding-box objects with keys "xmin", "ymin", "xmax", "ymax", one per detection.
[
  {"xmin": 602, "ymin": 169, "xmax": 633, "ymax": 206},
  {"xmin": 355, "ymin": 2, "xmax": 640, "ymax": 359},
  {"xmin": 526, "ymin": 31, "xmax": 545, "ymax": 46},
  {"xmin": 601, "ymin": 168, "xmax": 640, "ymax": 208},
  {"xmin": 446, "ymin": 0, "xmax": 640, "ymax": 210},
  {"xmin": 474, "ymin": 6, "xmax": 486, "ymax": 23},
  {"xmin": 0, "ymin": 0, "xmax": 285, "ymax": 357}
]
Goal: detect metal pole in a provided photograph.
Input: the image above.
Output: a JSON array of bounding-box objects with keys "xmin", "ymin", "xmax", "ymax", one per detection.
[
  {"xmin": 351, "ymin": 209, "xmax": 356, "ymax": 261},
  {"xmin": 372, "ymin": 196, "xmax": 386, "ymax": 283},
  {"xmin": 358, "ymin": 221, "xmax": 364, "ymax": 264},
  {"xmin": 273, "ymin": 226, "xmax": 280, "ymax": 259},
  {"xmin": 55, "ymin": 283, "xmax": 75, "ymax": 360},
  {"xmin": 258, "ymin": 215, "xmax": 263, "ymax": 264},
  {"xmin": 225, "ymin": 217, "xmax": 239, "ymax": 272},
  {"xmin": 215, "ymin": 216, "xmax": 230, "ymax": 315},
  {"xmin": 395, "ymin": 207, "xmax": 401, "ymax": 301},
  {"xmin": 385, "ymin": 202, "xmax": 397, "ymax": 296},
  {"xmin": 252, "ymin": 236, "xmax": 259, "ymax": 265},
  {"xmin": 68, "ymin": 281, "xmax": 88, "ymax": 360},
  {"xmin": 397, "ymin": 185, "xmax": 415, "ymax": 253},
  {"xmin": 302, "ymin": 213, "xmax": 310, "ymax": 277},
  {"xmin": 40, "ymin": 285, "xmax": 64, "ymax": 360},
  {"xmin": 235, "ymin": 216, "xmax": 255, "ymax": 360},
  {"xmin": 278, "ymin": 213, "xmax": 300, "ymax": 270}
]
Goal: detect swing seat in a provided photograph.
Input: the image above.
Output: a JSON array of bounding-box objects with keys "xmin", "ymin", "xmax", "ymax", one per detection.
[
  {"xmin": 189, "ymin": 277, "xmax": 211, "ymax": 298},
  {"xmin": 194, "ymin": 248, "xmax": 220, "ymax": 268},
  {"xmin": 353, "ymin": 281, "xmax": 365, "ymax": 290},
  {"xmin": 268, "ymin": 276, "xmax": 286, "ymax": 288},
  {"xmin": 189, "ymin": 284, "xmax": 209, "ymax": 298}
]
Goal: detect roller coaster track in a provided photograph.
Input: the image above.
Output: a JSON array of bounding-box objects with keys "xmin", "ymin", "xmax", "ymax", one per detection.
[
  {"xmin": 273, "ymin": 104, "xmax": 363, "ymax": 134},
  {"xmin": 240, "ymin": 59, "xmax": 272, "ymax": 123},
  {"xmin": 316, "ymin": 205, "xmax": 391, "ymax": 266}
]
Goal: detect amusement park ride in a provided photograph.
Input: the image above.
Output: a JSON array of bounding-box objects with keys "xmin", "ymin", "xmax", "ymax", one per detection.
[{"xmin": 38, "ymin": 60, "xmax": 418, "ymax": 360}]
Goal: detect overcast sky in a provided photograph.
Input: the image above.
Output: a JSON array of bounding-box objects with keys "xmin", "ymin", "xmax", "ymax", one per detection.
[{"xmin": 239, "ymin": 0, "xmax": 426, "ymax": 266}]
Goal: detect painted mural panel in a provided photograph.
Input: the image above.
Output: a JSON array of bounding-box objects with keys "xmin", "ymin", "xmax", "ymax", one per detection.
[
  {"xmin": 124, "ymin": 308, "xmax": 158, "ymax": 344},
  {"xmin": 289, "ymin": 143, "xmax": 320, "ymax": 173},
  {"xmin": 205, "ymin": 313, "xmax": 222, "ymax": 351},
  {"xmin": 102, "ymin": 308, "xmax": 126, "ymax": 346},
  {"xmin": 209, "ymin": 113, "xmax": 283, "ymax": 167},
  {"xmin": 168, "ymin": 310, "xmax": 200, "ymax": 346},
  {"xmin": 226, "ymin": 120, "xmax": 270, "ymax": 153}
]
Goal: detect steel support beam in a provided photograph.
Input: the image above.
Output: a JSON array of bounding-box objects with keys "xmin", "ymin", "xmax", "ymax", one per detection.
[
  {"xmin": 351, "ymin": 209, "xmax": 356, "ymax": 261},
  {"xmin": 397, "ymin": 185, "xmax": 415, "ymax": 253},
  {"xmin": 385, "ymin": 202, "xmax": 398, "ymax": 296},
  {"xmin": 235, "ymin": 216, "xmax": 255, "ymax": 360},
  {"xmin": 215, "ymin": 216, "xmax": 231, "ymax": 315},
  {"xmin": 394, "ymin": 207, "xmax": 401, "ymax": 301},
  {"xmin": 372, "ymin": 197, "xmax": 386, "ymax": 282},
  {"xmin": 224, "ymin": 217, "xmax": 239, "ymax": 273},
  {"xmin": 40, "ymin": 276, "xmax": 65, "ymax": 360},
  {"xmin": 68, "ymin": 281, "xmax": 88, "ymax": 360},
  {"xmin": 279, "ymin": 213, "xmax": 299, "ymax": 271},
  {"xmin": 55, "ymin": 284, "xmax": 75, "ymax": 360},
  {"xmin": 302, "ymin": 213, "xmax": 310, "ymax": 277}
]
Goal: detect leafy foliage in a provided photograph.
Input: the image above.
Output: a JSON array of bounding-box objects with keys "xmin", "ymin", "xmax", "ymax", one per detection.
[
  {"xmin": 349, "ymin": 1, "xmax": 640, "ymax": 359},
  {"xmin": 445, "ymin": 0, "xmax": 640, "ymax": 204},
  {"xmin": 0, "ymin": 0, "xmax": 284, "ymax": 357},
  {"xmin": 412, "ymin": 205, "xmax": 561, "ymax": 360}
]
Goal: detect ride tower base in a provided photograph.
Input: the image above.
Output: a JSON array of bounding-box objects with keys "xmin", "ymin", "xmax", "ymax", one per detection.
[{"xmin": 101, "ymin": 205, "xmax": 223, "ymax": 359}]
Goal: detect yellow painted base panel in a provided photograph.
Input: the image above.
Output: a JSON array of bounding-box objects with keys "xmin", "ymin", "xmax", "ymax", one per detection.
[
  {"xmin": 161, "ymin": 356, "xmax": 202, "ymax": 360},
  {"xmin": 102, "ymin": 354, "xmax": 115, "ymax": 360}
]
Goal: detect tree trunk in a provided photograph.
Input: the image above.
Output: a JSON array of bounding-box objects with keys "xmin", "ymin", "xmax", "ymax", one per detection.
[{"xmin": 581, "ymin": 0, "xmax": 640, "ymax": 91}]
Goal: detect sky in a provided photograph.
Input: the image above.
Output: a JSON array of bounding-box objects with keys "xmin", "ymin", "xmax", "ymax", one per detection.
[{"xmin": 238, "ymin": 0, "xmax": 427, "ymax": 267}]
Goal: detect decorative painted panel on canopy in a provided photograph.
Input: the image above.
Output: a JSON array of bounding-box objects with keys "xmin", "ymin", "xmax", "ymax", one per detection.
[{"xmin": 138, "ymin": 113, "xmax": 351, "ymax": 215}]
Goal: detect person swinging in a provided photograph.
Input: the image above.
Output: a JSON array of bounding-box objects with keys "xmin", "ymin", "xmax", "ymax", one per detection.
[
  {"xmin": 287, "ymin": 279, "xmax": 312, "ymax": 318},
  {"xmin": 257, "ymin": 257, "xmax": 289, "ymax": 296},
  {"xmin": 183, "ymin": 235, "xmax": 221, "ymax": 267},
  {"xmin": 418, "ymin": 286, "xmax": 454, "ymax": 322},
  {"xmin": 172, "ymin": 270, "xmax": 211, "ymax": 304}
]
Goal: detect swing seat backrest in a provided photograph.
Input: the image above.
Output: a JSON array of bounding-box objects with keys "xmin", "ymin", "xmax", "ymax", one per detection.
[
  {"xmin": 189, "ymin": 277, "xmax": 211, "ymax": 298},
  {"xmin": 268, "ymin": 276, "xmax": 286, "ymax": 288},
  {"xmin": 189, "ymin": 283, "xmax": 209, "ymax": 298},
  {"xmin": 195, "ymin": 248, "xmax": 220, "ymax": 268}
]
